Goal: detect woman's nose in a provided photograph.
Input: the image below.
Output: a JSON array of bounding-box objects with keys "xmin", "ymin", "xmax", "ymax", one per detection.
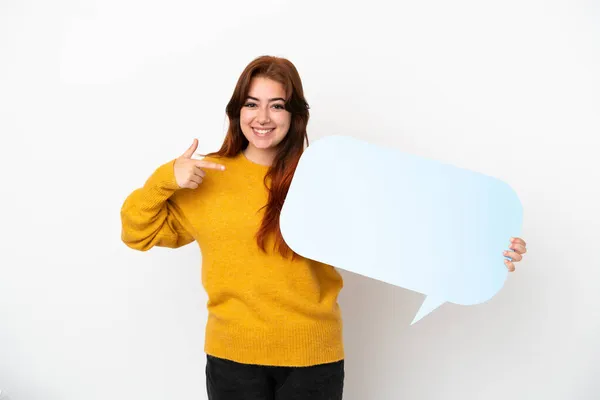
[{"xmin": 257, "ymin": 107, "xmax": 271, "ymax": 123}]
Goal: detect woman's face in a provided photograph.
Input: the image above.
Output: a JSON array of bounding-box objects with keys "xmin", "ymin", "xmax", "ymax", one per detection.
[{"xmin": 240, "ymin": 77, "xmax": 291, "ymax": 153}]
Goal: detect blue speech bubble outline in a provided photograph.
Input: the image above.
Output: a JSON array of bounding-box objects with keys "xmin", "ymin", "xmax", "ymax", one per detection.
[{"xmin": 280, "ymin": 135, "xmax": 523, "ymax": 324}]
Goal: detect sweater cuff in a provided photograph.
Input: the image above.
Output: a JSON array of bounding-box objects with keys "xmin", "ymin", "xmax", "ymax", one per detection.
[{"xmin": 144, "ymin": 158, "xmax": 181, "ymax": 193}]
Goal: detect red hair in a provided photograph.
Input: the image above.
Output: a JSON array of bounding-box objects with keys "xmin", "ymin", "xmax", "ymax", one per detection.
[{"xmin": 206, "ymin": 55, "xmax": 310, "ymax": 258}]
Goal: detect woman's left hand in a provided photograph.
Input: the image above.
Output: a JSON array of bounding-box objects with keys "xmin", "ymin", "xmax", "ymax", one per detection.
[{"xmin": 504, "ymin": 237, "xmax": 527, "ymax": 272}]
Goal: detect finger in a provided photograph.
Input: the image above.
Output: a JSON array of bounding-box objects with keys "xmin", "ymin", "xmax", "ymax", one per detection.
[
  {"xmin": 182, "ymin": 138, "xmax": 199, "ymax": 159},
  {"xmin": 504, "ymin": 259, "xmax": 516, "ymax": 272},
  {"xmin": 503, "ymin": 250, "xmax": 523, "ymax": 262},
  {"xmin": 509, "ymin": 242, "xmax": 527, "ymax": 254},
  {"xmin": 510, "ymin": 237, "xmax": 527, "ymax": 247},
  {"xmin": 193, "ymin": 166, "xmax": 206, "ymax": 178},
  {"xmin": 196, "ymin": 160, "xmax": 226, "ymax": 171},
  {"xmin": 188, "ymin": 174, "xmax": 203, "ymax": 186}
]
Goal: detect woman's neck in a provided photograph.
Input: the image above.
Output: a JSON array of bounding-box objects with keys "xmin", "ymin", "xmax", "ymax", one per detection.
[{"xmin": 243, "ymin": 145, "xmax": 276, "ymax": 167}]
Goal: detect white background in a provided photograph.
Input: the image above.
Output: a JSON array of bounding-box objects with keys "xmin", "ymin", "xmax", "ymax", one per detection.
[{"xmin": 1, "ymin": 0, "xmax": 599, "ymax": 399}]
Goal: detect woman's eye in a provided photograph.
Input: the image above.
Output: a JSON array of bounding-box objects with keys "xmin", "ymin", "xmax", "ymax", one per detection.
[{"xmin": 244, "ymin": 103, "xmax": 285, "ymax": 109}]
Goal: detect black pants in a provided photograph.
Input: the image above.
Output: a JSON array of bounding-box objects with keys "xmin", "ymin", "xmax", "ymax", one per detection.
[{"xmin": 205, "ymin": 354, "xmax": 344, "ymax": 400}]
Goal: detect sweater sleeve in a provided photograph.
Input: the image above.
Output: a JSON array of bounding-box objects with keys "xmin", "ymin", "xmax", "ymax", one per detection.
[{"xmin": 120, "ymin": 159, "xmax": 195, "ymax": 251}]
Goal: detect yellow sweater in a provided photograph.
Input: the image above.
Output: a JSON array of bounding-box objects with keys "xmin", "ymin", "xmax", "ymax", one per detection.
[{"xmin": 120, "ymin": 151, "xmax": 344, "ymax": 367}]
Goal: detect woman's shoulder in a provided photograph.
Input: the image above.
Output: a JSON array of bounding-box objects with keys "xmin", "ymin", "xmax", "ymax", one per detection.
[{"xmin": 199, "ymin": 152, "xmax": 239, "ymax": 163}]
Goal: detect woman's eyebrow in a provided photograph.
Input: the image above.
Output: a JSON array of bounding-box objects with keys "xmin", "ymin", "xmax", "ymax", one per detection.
[{"xmin": 246, "ymin": 96, "xmax": 285, "ymax": 102}]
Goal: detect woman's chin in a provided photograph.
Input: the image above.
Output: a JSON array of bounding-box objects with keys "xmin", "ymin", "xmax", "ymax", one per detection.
[{"xmin": 251, "ymin": 138, "xmax": 276, "ymax": 150}]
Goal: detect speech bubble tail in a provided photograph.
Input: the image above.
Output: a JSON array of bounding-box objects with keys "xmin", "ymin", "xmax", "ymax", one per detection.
[{"xmin": 411, "ymin": 296, "xmax": 445, "ymax": 325}]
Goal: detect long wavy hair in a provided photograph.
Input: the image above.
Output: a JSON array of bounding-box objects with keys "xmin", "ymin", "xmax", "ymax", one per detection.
[{"xmin": 206, "ymin": 55, "xmax": 310, "ymax": 258}]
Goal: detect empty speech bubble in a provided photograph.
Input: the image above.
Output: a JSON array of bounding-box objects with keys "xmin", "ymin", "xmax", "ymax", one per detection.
[{"xmin": 280, "ymin": 135, "xmax": 523, "ymax": 324}]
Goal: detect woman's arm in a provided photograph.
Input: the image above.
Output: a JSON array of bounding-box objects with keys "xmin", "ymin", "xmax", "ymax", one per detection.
[{"xmin": 120, "ymin": 159, "xmax": 195, "ymax": 251}]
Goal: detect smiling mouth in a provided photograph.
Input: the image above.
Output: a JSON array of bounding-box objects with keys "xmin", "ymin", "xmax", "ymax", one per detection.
[{"xmin": 252, "ymin": 127, "xmax": 274, "ymax": 136}]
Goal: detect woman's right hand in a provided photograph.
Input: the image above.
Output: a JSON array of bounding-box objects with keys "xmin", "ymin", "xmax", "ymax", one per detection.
[{"xmin": 174, "ymin": 139, "xmax": 225, "ymax": 189}]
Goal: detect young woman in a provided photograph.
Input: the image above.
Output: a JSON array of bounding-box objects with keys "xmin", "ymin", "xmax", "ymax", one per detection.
[{"xmin": 120, "ymin": 55, "xmax": 528, "ymax": 399}]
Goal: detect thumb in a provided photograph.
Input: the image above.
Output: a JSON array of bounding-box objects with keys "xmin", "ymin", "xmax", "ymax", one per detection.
[{"xmin": 181, "ymin": 138, "xmax": 198, "ymax": 159}]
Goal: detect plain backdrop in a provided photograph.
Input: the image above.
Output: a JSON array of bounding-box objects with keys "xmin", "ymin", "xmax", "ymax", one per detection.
[{"xmin": 1, "ymin": 1, "xmax": 599, "ymax": 399}]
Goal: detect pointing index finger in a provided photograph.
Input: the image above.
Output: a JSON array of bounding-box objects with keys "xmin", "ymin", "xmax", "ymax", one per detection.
[{"xmin": 196, "ymin": 160, "xmax": 226, "ymax": 170}]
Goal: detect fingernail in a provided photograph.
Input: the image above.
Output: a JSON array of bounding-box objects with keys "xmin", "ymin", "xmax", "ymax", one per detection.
[{"xmin": 510, "ymin": 237, "xmax": 515, "ymax": 242}]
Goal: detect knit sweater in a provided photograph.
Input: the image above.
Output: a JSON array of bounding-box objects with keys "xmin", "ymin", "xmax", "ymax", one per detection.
[{"xmin": 120, "ymin": 151, "xmax": 345, "ymax": 367}]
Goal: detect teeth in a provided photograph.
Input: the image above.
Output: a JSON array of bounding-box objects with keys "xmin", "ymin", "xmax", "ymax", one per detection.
[{"xmin": 254, "ymin": 128, "xmax": 273, "ymax": 135}]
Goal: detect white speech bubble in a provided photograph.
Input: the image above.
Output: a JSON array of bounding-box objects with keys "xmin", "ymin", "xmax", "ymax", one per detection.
[{"xmin": 280, "ymin": 135, "xmax": 523, "ymax": 324}]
